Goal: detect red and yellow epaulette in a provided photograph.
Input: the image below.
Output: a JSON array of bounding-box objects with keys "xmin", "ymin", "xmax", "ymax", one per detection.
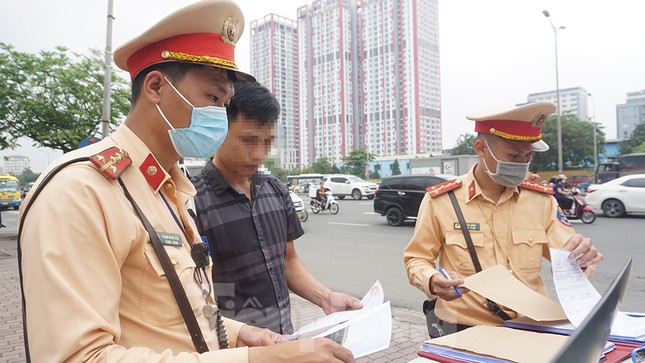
[
  {"xmin": 519, "ymin": 180, "xmax": 554, "ymax": 195},
  {"xmin": 89, "ymin": 146, "xmax": 132, "ymax": 180},
  {"xmin": 426, "ymin": 179, "xmax": 463, "ymax": 198}
]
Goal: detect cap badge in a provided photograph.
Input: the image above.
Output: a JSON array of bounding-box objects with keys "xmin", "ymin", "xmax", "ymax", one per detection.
[
  {"xmin": 221, "ymin": 17, "xmax": 238, "ymax": 47},
  {"xmin": 531, "ymin": 112, "xmax": 547, "ymax": 128}
]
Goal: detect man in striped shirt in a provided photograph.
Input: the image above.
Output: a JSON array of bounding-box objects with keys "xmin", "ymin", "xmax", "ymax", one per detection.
[{"xmin": 193, "ymin": 82, "xmax": 362, "ymax": 334}]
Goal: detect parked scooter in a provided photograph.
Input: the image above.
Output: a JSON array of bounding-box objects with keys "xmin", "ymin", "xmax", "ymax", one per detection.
[
  {"xmin": 557, "ymin": 188, "xmax": 596, "ymax": 224},
  {"xmin": 310, "ymin": 191, "xmax": 339, "ymax": 215}
]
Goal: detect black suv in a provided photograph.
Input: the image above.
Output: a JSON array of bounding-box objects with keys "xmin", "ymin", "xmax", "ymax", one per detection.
[{"xmin": 374, "ymin": 174, "xmax": 453, "ymax": 226}]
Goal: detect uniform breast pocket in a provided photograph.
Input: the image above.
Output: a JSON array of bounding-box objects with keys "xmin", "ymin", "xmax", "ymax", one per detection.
[
  {"xmin": 511, "ymin": 230, "xmax": 548, "ymax": 272},
  {"xmin": 445, "ymin": 231, "xmax": 484, "ymax": 274},
  {"xmin": 142, "ymin": 245, "xmax": 199, "ymax": 326}
]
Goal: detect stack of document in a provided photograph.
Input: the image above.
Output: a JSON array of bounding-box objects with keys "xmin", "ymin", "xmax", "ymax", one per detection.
[
  {"xmin": 503, "ymin": 249, "xmax": 645, "ymax": 344},
  {"xmin": 418, "ymin": 326, "xmax": 615, "ymax": 363},
  {"xmin": 288, "ymin": 281, "xmax": 391, "ymax": 358},
  {"xmin": 503, "ymin": 314, "xmax": 645, "ymax": 344}
]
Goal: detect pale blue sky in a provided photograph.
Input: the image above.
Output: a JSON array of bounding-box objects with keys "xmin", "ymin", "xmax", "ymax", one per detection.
[{"xmin": 1, "ymin": 0, "xmax": 644, "ymax": 171}]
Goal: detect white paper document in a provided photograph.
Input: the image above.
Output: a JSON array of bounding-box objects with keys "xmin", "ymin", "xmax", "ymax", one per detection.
[
  {"xmin": 287, "ymin": 280, "xmax": 391, "ymax": 358},
  {"xmin": 550, "ymin": 248, "xmax": 602, "ymax": 327}
]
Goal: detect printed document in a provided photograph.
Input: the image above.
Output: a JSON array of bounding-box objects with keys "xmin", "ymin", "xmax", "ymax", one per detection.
[
  {"xmin": 288, "ymin": 280, "xmax": 391, "ymax": 358},
  {"xmin": 550, "ymin": 248, "xmax": 601, "ymax": 326}
]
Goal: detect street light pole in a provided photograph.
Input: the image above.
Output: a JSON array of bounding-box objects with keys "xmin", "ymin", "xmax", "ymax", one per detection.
[
  {"xmin": 101, "ymin": 0, "xmax": 115, "ymax": 139},
  {"xmin": 543, "ymin": 10, "xmax": 566, "ymax": 173},
  {"xmin": 587, "ymin": 93, "xmax": 598, "ymax": 169}
]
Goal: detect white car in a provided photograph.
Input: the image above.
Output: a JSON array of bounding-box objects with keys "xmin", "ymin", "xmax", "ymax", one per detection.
[
  {"xmin": 323, "ymin": 174, "xmax": 378, "ymax": 200},
  {"xmin": 585, "ymin": 174, "xmax": 645, "ymax": 218},
  {"xmin": 289, "ymin": 191, "xmax": 308, "ymax": 222}
]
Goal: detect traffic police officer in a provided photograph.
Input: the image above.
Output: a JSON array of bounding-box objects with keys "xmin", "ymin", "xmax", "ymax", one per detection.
[
  {"xmin": 19, "ymin": 1, "xmax": 354, "ymax": 362},
  {"xmin": 404, "ymin": 102, "xmax": 603, "ymax": 331}
]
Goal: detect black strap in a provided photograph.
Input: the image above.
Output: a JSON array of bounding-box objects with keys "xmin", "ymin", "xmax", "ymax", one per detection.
[
  {"xmin": 117, "ymin": 178, "xmax": 210, "ymax": 353},
  {"xmin": 447, "ymin": 190, "xmax": 512, "ymax": 321},
  {"xmin": 448, "ymin": 191, "xmax": 482, "ymax": 272}
]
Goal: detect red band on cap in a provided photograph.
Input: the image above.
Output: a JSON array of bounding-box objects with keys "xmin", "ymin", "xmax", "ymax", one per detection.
[
  {"xmin": 474, "ymin": 119, "xmax": 542, "ymax": 138},
  {"xmin": 126, "ymin": 33, "xmax": 236, "ymax": 80}
]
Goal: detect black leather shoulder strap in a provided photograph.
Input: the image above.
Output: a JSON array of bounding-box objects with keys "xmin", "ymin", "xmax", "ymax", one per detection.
[{"xmin": 447, "ymin": 190, "xmax": 511, "ymax": 321}]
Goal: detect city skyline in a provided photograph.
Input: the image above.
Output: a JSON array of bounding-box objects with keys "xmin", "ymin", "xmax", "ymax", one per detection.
[{"xmin": 1, "ymin": 0, "xmax": 644, "ymax": 171}]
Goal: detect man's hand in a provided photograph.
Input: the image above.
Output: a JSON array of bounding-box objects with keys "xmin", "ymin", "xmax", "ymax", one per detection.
[
  {"xmin": 429, "ymin": 270, "xmax": 470, "ymax": 301},
  {"xmin": 562, "ymin": 233, "xmax": 603, "ymax": 268},
  {"xmin": 321, "ymin": 291, "xmax": 363, "ymax": 315},
  {"xmin": 249, "ymin": 338, "xmax": 355, "ymax": 363},
  {"xmin": 237, "ymin": 325, "xmax": 287, "ymax": 347}
]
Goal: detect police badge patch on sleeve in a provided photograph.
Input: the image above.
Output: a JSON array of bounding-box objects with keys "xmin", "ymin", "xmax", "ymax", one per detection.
[{"xmin": 557, "ymin": 207, "xmax": 572, "ymax": 227}]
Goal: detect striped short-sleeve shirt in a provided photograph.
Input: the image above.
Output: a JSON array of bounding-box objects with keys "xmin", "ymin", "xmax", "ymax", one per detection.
[{"xmin": 192, "ymin": 162, "xmax": 304, "ymax": 334}]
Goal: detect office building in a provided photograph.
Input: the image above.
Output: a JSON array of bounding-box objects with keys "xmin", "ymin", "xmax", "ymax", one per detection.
[
  {"xmin": 250, "ymin": 14, "xmax": 300, "ymax": 170},
  {"xmin": 527, "ymin": 87, "xmax": 589, "ymax": 120},
  {"xmin": 3, "ymin": 155, "xmax": 30, "ymax": 176},
  {"xmin": 616, "ymin": 90, "xmax": 645, "ymax": 139}
]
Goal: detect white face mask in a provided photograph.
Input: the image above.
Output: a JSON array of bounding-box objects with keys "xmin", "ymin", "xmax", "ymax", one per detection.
[{"xmin": 481, "ymin": 141, "xmax": 530, "ymax": 187}]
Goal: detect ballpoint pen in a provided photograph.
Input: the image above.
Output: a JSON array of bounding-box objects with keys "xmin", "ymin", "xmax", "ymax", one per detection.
[{"xmin": 439, "ymin": 265, "xmax": 463, "ymax": 297}]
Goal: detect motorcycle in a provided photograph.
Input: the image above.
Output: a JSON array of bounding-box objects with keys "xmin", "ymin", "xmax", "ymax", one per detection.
[
  {"xmin": 557, "ymin": 188, "xmax": 596, "ymax": 224},
  {"xmin": 310, "ymin": 191, "xmax": 339, "ymax": 215}
]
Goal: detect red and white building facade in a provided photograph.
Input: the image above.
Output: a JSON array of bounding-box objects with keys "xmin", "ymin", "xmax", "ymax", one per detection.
[
  {"xmin": 252, "ymin": 0, "xmax": 441, "ymax": 168},
  {"xmin": 359, "ymin": 0, "xmax": 441, "ymax": 157},
  {"xmin": 250, "ymin": 14, "xmax": 300, "ymax": 170}
]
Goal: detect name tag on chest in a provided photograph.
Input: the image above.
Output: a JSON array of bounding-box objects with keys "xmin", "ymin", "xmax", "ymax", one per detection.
[
  {"xmin": 157, "ymin": 232, "xmax": 183, "ymax": 247},
  {"xmin": 453, "ymin": 222, "xmax": 480, "ymax": 231}
]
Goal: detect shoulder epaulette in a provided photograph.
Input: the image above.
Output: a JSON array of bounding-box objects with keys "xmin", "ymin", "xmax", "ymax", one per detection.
[
  {"xmin": 426, "ymin": 179, "xmax": 463, "ymax": 198},
  {"xmin": 519, "ymin": 180, "xmax": 554, "ymax": 195},
  {"xmin": 89, "ymin": 146, "xmax": 132, "ymax": 180}
]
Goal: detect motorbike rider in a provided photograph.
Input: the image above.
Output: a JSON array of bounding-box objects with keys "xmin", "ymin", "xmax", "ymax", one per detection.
[
  {"xmin": 315, "ymin": 179, "xmax": 327, "ymax": 210},
  {"xmin": 553, "ymin": 174, "xmax": 574, "ymax": 212}
]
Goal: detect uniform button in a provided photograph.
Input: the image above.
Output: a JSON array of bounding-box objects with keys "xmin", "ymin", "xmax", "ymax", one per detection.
[
  {"xmin": 171, "ymin": 259, "xmax": 179, "ymax": 266},
  {"xmin": 528, "ymin": 237, "xmax": 534, "ymax": 243},
  {"xmin": 165, "ymin": 183, "xmax": 173, "ymax": 189}
]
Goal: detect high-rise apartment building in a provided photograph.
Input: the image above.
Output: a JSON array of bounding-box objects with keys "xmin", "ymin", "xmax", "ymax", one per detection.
[
  {"xmin": 359, "ymin": 0, "xmax": 442, "ymax": 157},
  {"xmin": 250, "ymin": 14, "xmax": 299, "ymax": 170},
  {"xmin": 616, "ymin": 90, "xmax": 645, "ymax": 139},
  {"xmin": 252, "ymin": 0, "xmax": 442, "ymax": 167},
  {"xmin": 297, "ymin": 0, "xmax": 360, "ymax": 166},
  {"xmin": 527, "ymin": 87, "xmax": 589, "ymax": 120}
]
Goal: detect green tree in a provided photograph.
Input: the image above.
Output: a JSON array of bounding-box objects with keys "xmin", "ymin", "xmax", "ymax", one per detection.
[
  {"xmin": 531, "ymin": 114, "xmax": 606, "ymax": 171},
  {"xmin": 264, "ymin": 156, "xmax": 286, "ymax": 181},
  {"xmin": 391, "ymin": 159, "xmax": 401, "ymax": 175},
  {"xmin": 632, "ymin": 140, "xmax": 645, "ymax": 153},
  {"xmin": 620, "ymin": 123, "xmax": 645, "ymax": 154},
  {"xmin": 0, "ymin": 43, "xmax": 131, "ymax": 153},
  {"xmin": 451, "ymin": 133, "xmax": 477, "ymax": 155},
  {"xmin": 17, "ymin": 168, "xmax": 39, "ymax": 186},
  {"xmin": 331, "ymin": 164, "xmax": 340, "ymax": 174},
  {"xmin": 342, "ymin": 148, "xmax": 375, "ymax": 178},
  {"xmin": 312, "ymin": 156, "xmax": 333, "ymax": 174}
]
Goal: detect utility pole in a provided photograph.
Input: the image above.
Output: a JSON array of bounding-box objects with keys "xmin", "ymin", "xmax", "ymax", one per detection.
[{"xmin": 101, "ymin": 0, "xmax": 115, "ymax": 139}]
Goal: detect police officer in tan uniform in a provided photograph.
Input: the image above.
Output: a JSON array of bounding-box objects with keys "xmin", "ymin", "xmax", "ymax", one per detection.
[
  {"xmin": 404, "ymin": 102, "xmax": 603, "ymax": 332},
  {"xmin": 18, "ymin": 1, "xmax": 354, "ymax": 362}
]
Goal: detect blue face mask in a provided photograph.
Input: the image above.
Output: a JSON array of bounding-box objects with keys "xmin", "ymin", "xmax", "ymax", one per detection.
[{"xmin": 155, "ymin": 77, "xmax": 228, "ymax": 158}]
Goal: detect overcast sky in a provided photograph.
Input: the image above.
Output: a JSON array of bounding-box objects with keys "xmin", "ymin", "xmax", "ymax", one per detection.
[{"xmin": 1, "ymin": 0, "xmax": 644, "ymax": 172}]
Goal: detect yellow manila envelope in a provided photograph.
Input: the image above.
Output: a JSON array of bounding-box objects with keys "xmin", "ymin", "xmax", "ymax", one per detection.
[
  {"xmin": 463, "ymin": 264, "xmax": 567, "ymax": 321},
  {"xmin": 426, "ymin": 325, "xmax": 568, "ymax": 363}
]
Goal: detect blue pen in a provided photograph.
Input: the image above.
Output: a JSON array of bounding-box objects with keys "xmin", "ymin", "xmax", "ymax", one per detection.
[{"xmin": 439, "ymin": 265, "xmax": 463, "ymax": 297}]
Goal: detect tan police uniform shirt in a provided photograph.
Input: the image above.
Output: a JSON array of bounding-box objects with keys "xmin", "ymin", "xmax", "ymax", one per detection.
[
  {"xmin": 404, "ymin": 164, "xmax": 577, "ymax": 327},
  {"xmin": 20, "ymin": 124, "xmax": 248, "ymax": 362}
]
